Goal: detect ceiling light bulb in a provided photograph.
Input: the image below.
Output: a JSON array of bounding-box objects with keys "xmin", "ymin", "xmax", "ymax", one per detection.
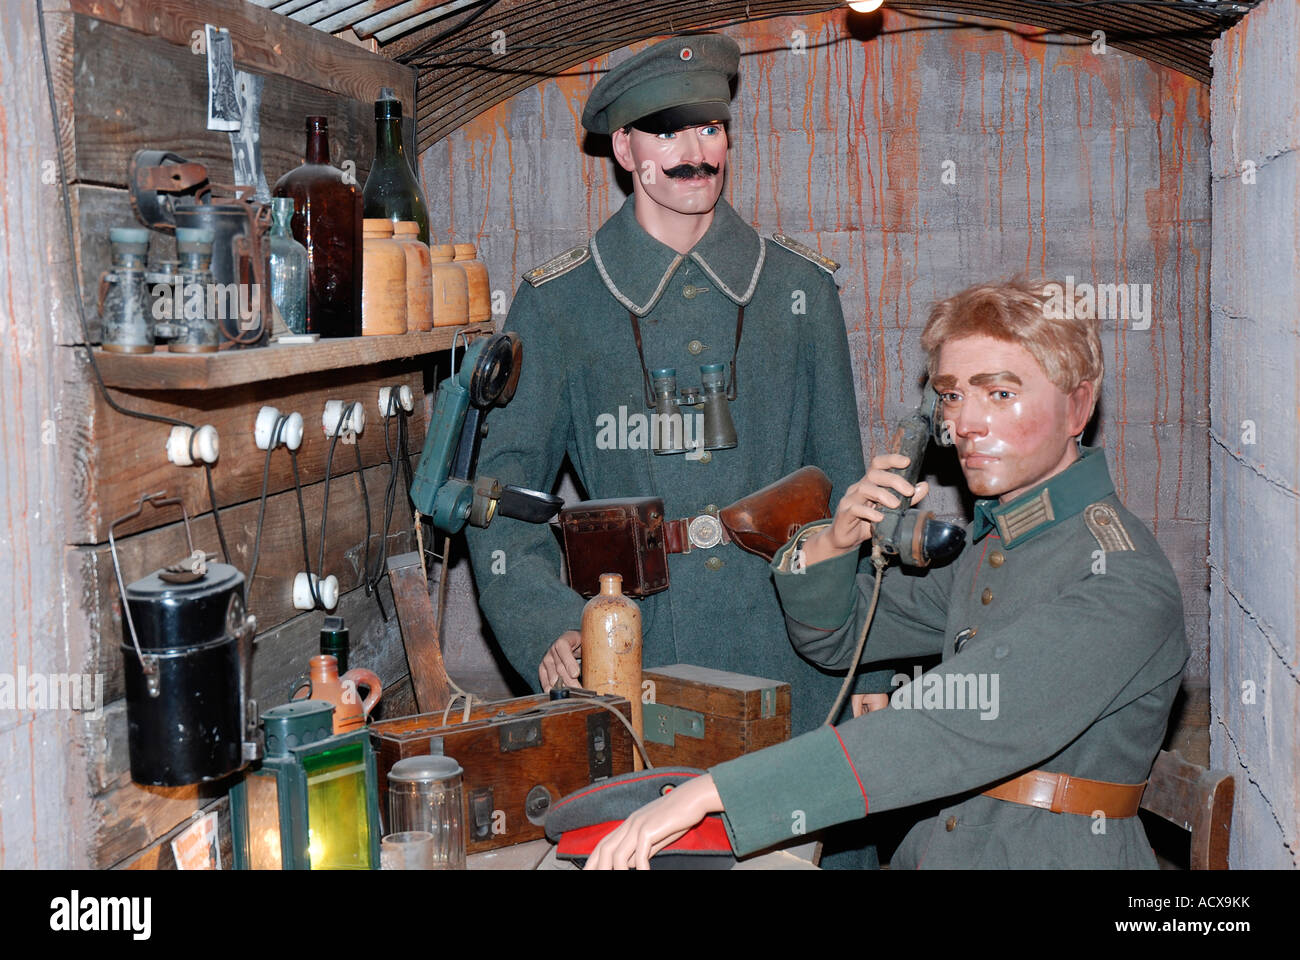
[{"xmin": 847, "ymin": 0, "xmax": 884, "ymax": 12}]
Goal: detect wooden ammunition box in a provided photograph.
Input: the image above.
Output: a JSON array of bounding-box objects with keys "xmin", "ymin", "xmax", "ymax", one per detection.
[
  {"xmin": 369, "ymin": 693, "xmax": 634, "ymax": 853},
  {"xmin": 641, "ymin": 664, "xmax": 792, "ymax": 768}
]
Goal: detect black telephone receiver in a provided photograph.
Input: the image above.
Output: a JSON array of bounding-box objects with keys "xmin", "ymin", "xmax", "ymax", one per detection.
[{"xmin": 871, "ymin": 383, "xmax": 966, "ymax": 567}]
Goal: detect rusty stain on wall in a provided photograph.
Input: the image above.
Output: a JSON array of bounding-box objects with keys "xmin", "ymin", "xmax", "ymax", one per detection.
[{"xmin": 420, "ymin": 8, "xmax": 1212, "ymax": 680}]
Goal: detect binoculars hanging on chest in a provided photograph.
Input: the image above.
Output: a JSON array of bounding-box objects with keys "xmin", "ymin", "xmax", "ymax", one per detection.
[{"xmin": 649, "ymin": 364, "xmax": 738, "ymax": 454}]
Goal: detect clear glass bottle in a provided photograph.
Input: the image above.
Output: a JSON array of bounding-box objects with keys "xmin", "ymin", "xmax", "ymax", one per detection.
[
  {"xmin": 268, "ymin": 197, "xmax": 309, "ymax": 335},
  {"xmin": 362, "ymin": 89, "xmax": 430, "ymax": 245},
  {"xmin": 273, "ymin": 116, "xmax": 363, "ymax": 338}
]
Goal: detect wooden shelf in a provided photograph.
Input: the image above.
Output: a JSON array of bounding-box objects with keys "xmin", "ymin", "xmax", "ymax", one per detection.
[{"xmin": 90, "ymin": 324, "xmax": 495, "ymax": 391}]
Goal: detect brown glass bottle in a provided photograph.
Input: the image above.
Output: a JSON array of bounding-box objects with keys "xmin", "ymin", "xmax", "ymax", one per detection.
[{"xmin": 273, "ymin": 117, "xmax": 363, "ymax": 337}]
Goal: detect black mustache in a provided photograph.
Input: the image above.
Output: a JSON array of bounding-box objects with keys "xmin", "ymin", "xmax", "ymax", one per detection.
[{"xmin": 663, "ymin": 162, "xmax": 720, "ymax": 180}]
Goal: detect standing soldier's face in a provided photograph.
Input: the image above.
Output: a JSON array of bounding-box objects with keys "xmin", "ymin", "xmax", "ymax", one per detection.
[
  {"xmin": 933, "ymin": 335, "xmax": 1094, "ymax": 503},
  {"xmin": 613, "ymin": 122, "xmax": 729, "ymax": 218}
]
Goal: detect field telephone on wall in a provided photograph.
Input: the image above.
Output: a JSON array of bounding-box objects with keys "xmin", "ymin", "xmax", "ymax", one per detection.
[{"xmin": 410, "ymin": 332, "xmax": 562, "ymax": 533}]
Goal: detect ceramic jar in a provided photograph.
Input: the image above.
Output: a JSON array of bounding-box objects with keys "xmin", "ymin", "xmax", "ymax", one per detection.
[
  {"xmin": 361, "ymin": 218, "xmax": 408, "ymax": 335},
  {"xmin": 291, "ymin": 654, "xmax": 382, "ymax": 734},
  {"xmin": 392, "ymin": 221, "xmax": 434, "ymax": 332},
  {"xmin": 580, "ymin": 573, "xmax": 644, "ymax": 768},
  {"xmin": 452, "ymin": 243, "xmax": 491, "ymax": 324},
  {"xmin": 430, "ymin": 243, "xmax": 469, "ymax": 327}
]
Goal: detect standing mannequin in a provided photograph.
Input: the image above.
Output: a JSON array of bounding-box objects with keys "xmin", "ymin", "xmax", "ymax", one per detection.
[{"xmin": 466, "ymin": 34, "xmax": 896, "ymax": 867}]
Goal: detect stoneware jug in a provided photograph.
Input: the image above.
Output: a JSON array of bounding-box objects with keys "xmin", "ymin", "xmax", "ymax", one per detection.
[
  {"xmin": 580, "ymin": 572, "xmax": 644, "ymax": 768},
  {"xmin": 290, "ymin": 654, "xmax": 382, "ymax": 734}
]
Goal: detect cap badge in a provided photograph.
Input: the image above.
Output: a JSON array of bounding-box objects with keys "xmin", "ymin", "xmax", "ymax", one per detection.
[{"xmin": 680, "ymin": 46, "xmax": 693, "ymax": 61}]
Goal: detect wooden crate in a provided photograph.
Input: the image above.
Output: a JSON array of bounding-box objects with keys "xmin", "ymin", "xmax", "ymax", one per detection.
[
  {"xmin": 642, "ymin": 664, "xmax": 792, "ymax": 768},
  {"xmin": 370, "ymin": 694, "xmax": 635, "ymax": 853}
]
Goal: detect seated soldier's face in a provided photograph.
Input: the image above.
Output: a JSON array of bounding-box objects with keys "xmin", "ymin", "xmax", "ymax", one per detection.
[
  {"xmin": 934, "ymin": 334, "xmax": 1091, "ymax": 503},
  {"xmin": 619, "ymin": 122, "xmax": 728, "ymax": 217}
]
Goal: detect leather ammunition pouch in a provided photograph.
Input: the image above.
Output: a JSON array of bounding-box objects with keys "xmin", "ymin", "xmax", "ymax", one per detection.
[{"xmin": 559, "ymin": 466, "xmax": 833, "ymax": 598}]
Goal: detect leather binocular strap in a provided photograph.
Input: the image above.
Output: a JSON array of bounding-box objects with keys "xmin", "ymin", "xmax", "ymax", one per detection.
[
  {"xmin": 662, "ymin": 516, "xmax": 733, "ymax": 554},
  {"xmin": 982, "ymin": 769, "xmax": 1146, "ymax": 818},
  {"xmin": 628, "ymin": 306, "xmax": 745, "ymax": 407}
]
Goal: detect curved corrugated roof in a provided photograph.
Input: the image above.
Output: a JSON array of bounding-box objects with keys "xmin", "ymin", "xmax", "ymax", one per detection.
[{"xmin": 249, "ymin": 0, "xmax": 1256, "ymax": 150}]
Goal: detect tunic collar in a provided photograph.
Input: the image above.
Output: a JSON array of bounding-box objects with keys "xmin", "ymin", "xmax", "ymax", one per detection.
[
  {"xmin": 971, "ymin": 445, "xmax": 1115, "ymax": 548},
  {"xmin": 589, "ymin": 196, "xmax": 766, "ymax": 316}
]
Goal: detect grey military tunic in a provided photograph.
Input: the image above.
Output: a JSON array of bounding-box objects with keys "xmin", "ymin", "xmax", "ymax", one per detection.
[
  {"xmin": 465, "ymin": 195, "xmax": 892, "ymax": 735},
  {"xmin": 709, "ymin": 446, "xmax": 1190, "ymax": 867}
]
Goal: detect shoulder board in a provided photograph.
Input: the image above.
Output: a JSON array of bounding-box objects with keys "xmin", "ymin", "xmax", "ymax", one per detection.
[
  {"xmin": 522, "ymin": 245, "xmax": 590, "ymax": 287},
  {"xmin": 1084, "ymin": 502, "xmax": 1136, "ymax": 553},
  {"xmin": 771, "ymin": 234, "xmax": 839, "ymax": 274}
]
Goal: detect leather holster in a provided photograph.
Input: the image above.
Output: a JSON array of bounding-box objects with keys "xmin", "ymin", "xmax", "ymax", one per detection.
[{"xmin": 718, "ymin": 465, "xmax": 833, "ymax": 560}]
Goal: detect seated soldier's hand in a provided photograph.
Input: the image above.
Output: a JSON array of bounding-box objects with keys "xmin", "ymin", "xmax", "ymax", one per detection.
[
  {"xmin": 584, "ymin": 774, "xmax": 724, "ymax": 870},
  {"xmin": 802, "ymin": 453, "xmax": 930, "ymax": 566},
  {"xmin": 539, "ymin": 630, "xmax": 582, "ymax": 691},
  {"xmin": 851, "ymin": 692, "xmax": 891, "ymax": 717}
]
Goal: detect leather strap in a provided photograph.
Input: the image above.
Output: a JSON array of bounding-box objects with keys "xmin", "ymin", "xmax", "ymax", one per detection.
[
  {"xmin": 663, "ymin": 515, "xmax": 733, "ymax": 554},
  {"xmin": 628, "ymin": 305, "xmax": 745, "ymax": 407},
  {"xmin": 982, "ymin": 769, "xmax": 1147, "ymax": 818}
]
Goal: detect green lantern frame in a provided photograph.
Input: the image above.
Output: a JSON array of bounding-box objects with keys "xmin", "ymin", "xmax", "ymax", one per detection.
[{"xmin": 231, "ymin": 700, "xmax": 382, "ymax": 870}]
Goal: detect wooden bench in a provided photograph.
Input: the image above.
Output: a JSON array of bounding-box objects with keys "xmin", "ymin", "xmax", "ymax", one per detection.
[{"xmin": 1140, "ymin": 750, "xmax": 1235, "ymax": 870}]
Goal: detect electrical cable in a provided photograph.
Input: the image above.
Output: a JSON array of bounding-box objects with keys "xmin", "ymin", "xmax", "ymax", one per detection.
[
  {"xmin": 289, "ymin": 448, "xmax": 324, "ymax": 609},
  {"xmin": 244, "ymin": 414, "xmax": 288, "ymax": 609},
  {"xmin": 368, "ymin": 394, "xmax": 403, "ymax": 605},
  {"xmin": 399, "ymin": 0, "xmax": 505, "ymax": 63},
  {"xmin": 823, "ymin": 543, "xmax": 887, "ymax": 726}
]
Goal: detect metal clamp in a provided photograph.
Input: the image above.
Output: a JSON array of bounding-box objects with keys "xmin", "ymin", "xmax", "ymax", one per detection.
[{"xmin": 108, "ymin": 492, "xmax": 196, "ymax": 698}]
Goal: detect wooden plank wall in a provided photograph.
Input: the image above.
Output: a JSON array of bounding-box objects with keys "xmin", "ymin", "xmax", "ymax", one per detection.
[{"xmin": 43, "ymin": 2, "xmax": 432, "ymax": 868}]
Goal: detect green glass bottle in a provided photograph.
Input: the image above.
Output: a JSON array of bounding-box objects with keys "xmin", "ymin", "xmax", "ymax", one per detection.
[{"xmin": 362, "ymin": 89, "xmax": 430, "ymax": 245}]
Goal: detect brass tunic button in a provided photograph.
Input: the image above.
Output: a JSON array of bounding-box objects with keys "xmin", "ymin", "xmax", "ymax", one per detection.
[
  {"xmin": 945, "ymin": 816, "xmax": 957, "ymax": 832},
  {"xmin": 683, "ymin": 284, "xmax": 704, "ymax": 299},
  {"xmin": 698, "ymin": 451, "xmax": 712, "ymax": 464},
  {"xmin": 705, "ymin": 503, "xmax": 718, "ymax": 514},
  {"xmin": 705, "ymin": 557, "xmax": 724, "ymax": 571},
  {"xmin": 687, "ymin": 339, "xmax": 704, "ymax": 355},
  {"xmin": 989, "ymin": 550, "xmax": 1005, "ymax": 568},
  {"xmin": 981, "ymin": 587, "xmax": 993, "ymax": 605}
]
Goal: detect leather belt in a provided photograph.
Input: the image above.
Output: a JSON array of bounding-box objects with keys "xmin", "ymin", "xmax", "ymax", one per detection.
[
  {"xmin": 663, "ymin": 514, "xmax": 732, "ymax": 553},
  {"xmin": 982, "ymin": 769, "xmax": 1146, "ymax": 818}
]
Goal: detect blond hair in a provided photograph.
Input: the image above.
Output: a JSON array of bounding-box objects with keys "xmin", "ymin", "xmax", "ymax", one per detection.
[{"xmin": 920, "ymin": 277, "xmax": 1104, "ymax": 421}]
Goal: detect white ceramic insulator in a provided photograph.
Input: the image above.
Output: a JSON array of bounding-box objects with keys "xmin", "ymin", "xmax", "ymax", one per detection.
[
  {"xmin": 322, "ymin": 400, "xmax": 365, "ymax": 438},
  {"xmin": 292, "ymin": 572, "xmax": 339, "ymax": 611},
  {"xmin": 378, "ymin": 384, "xmax": 414, "ymax": 417},
  {"xmin": 166, "ymin": 424, "xmax": 220, "ymax": 466},
  {"xmin": 254, "ymin": 406, "xmax": 282, "ymax": 450},
  {"xmin": 281, "ymin": 412, "xmax": 304, "ymax": 451}
]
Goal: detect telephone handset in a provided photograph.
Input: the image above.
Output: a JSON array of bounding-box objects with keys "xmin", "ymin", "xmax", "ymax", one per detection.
[
  {"xmin": 870, "ymin": 383, "xmax": 966, "ymax": 567},
  {"xmin": 824, "ymin": 383, "xmax": 967, "ymax": 723}
]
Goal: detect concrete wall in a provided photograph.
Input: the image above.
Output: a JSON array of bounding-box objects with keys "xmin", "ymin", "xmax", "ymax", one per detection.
[
  {"xmin": 419, "ymin": 10, "xmax": 1213, "ymax": 704},
  {"xmin": 1208, "ymin": 0, "xmax": 1300, "ymax": 869}
]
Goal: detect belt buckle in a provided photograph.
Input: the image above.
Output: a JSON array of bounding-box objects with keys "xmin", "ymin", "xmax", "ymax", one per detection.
[{"xmin": 687, "ymin": 514, "xmax": 723, "ymax": 550}]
